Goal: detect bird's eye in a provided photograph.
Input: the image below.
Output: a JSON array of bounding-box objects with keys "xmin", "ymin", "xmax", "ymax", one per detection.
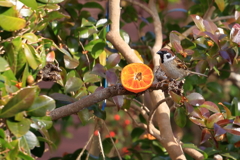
[{"xmin": 166, "ymin": 53, "xmax": 172, "ymax": 59}]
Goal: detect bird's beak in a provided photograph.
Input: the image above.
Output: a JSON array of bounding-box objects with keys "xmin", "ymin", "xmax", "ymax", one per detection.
[{"xmin": 156, "ymin": 51, "xmax": 162, "ymax": 55}]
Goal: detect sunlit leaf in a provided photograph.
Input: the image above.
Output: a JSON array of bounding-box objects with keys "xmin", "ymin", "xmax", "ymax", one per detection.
[
  {"xmin": 186, "ymin": 92, "xmax": 205, "ymax": 106},
  {"xmin": 31, "ymin": 116, "xmax": 53, "ymax": 130},
  {"xmin": 0, "ymin": 57, "xmax": 10, "ymax": 72},
  {"xmin": 19, "ymin": 0, "xmax": 37, "ymax": 10},
  {"xmin": 20, "ymin": 131, "xmax": 39, "ymax": 153},
  {"xmin": 64, "ymin": 55, "xmax": 79, "ymax": 69},
  {"xmin": 23, "ymin": 43, "xmax": 41, "ymax": 70},
  {"xmin": 233, "ymin": 116, "xmax": 240, "ymax": 127},
  {"xmin": 224, "ymin": 124, "xmax": 240, "ymax": 136},
  {"xmin": 189, "ymin": 117, "xmax": 206, "ymax": 127},
  {"xmin": 0, "ymin": 1, "xmax": 14, "ymax": 7},
  {"xmin": 206, "ymin": 113, "xmax": 224, "ymax": 128},
  {"xmin": 191, "ymin": 15, "xmax": 205, "ymax": 31},
  {"xmin": 0, "ymin": 86, "xmax": 39, "ymax": 118},
  {"xmin": 200, "ymin": 101, "xmax": 220, "ymax": 113},
  {"xmin": 37, "ymin": 0, "xmax": 65, "ymax": 3},
  {"xmin": 27, "ymin": 95, "xmax": 55, "ymax": 117},
  {"xmin": 22, "ymin": 33, "xmax": 39, "ymax": 44},
  {"xmin": 230, "ymin": 24, "xmax": 240, "ymax": 45},
  {"xmin": 91, "ymin": 42, "xmax": 106, "ymax": 59},
  {"xmin": 0, "ymin": 15, "xmax": 26, "ymax": 31}
]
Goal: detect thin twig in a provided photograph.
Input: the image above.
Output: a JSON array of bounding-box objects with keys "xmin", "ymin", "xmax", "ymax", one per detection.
[
  {"xmin": 97, "ymin": 130, "xmax": 105, "ymax": 160},
  {"xmin": 147, "ymin": 97, "xmax": 171, "ymax": 135},
  {"xmin": 77, "ymin": 133, "xmax": 94, "ymax": 160},
  {"xmin": 102, "ymin": 120, "xmax": 122, "ymax": 160}
]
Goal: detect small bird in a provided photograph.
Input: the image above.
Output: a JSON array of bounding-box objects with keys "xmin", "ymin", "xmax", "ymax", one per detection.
[{"xmin": 157, "ymin": 49, "xmax": 207, "ymax": 79}]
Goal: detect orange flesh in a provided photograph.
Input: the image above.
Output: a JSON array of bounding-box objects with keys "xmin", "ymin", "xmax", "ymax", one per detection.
[{"xmin": 121, "ymin": 63, "xmax": 154, "ymax": 93}]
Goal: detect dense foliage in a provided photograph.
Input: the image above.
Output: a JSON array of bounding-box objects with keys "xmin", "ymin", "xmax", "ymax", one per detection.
[{"xmin": 0, "ymin": 0, "xmax": 240, "ymax": 159}]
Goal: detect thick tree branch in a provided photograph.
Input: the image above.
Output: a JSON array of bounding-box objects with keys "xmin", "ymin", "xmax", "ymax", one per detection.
[{"xmin": 50, "ymin": 83, "xmax": 168, "ymax": 120}]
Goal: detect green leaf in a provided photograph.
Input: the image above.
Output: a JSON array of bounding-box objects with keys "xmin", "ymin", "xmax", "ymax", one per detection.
[
  {"xmin": 23, "ymin": 43, "xmax": 42, "ymax": 70},
  {"xmin": 0, "ymin": 128, "xmax": 5, "ymax": 139},
  {"xmin": 20, "ymin": 131, "xmax": 40, "ymax": 151},
  {"xmin": 206, "ymin": 82, "xmax": 222, "ymax": 94},
  {"xmin": 83, "ymin": 71, "xmax": 101, "ymax": 83},
  {"xmin": 39, "ymin": 11, "xmax": 69, "ymax": 25},
  {"xmin": 6, "ymin": 118, "xmax": 31, "ymax": 137},
  {"xmin": 22, "ymin": 33, "xmax": 39, "ymax": 43},
  {"xmin": 7, "ymin": 140, "xmax": 19, "ymax": 160},
  {"xmin": 131, "ymin": 128, "xmax": 145, "ymax": 142},
  {"xmin": 83, "ymin": 2, "xmax": 104, "ymax": 11},
  {"xmin": 0, "ymin": 57, "xmax": 10, "ymax": 72},
  {"xmin": 102, "ymin": 137, "xmax": 116, "ymax": 154},
  {"xmin": 0, "ymin": 86, "xmax": 39, "ymax": 118},
  {"xmin": 18, "ymin": 151, "xmax": 34, "ymax": 160},
  {"xmin": 27, "ymin": 95, "xmax": 56, "ymax": 117},
  {"xmin": 36, "ymin": 0, "xmax": 65, "ymax": 4},
  {"xmin": 174, "ymin": 107, "xmax": 187, "ymax": 127},
  {"xmin": 19, "ymin": 0, "xmax": 37, "ymax": 10},
  {"xmin": 215, "ymin": 0, "xmax": 225, "ymax": 12},
  {"xmin": 77, "ymin": 109, "xmax": 89, "ymax": 126},
  {"xmin": 91, "ymin": 42, "xmax": 106, "ymax": 59},
  {"xmin": 64, "ymin": 77, "xmax": 83, "ymax": 93},
  {"xmin": 88, "ymin": 105, "xmax": 106, "ymax": 120},
  {"xmin": 0, "ymin": 15, "xmax": 26, "ymax": 31},
  {"xmin": 31, "ymin": 116, "xmax": 53, "ymax": 130}
]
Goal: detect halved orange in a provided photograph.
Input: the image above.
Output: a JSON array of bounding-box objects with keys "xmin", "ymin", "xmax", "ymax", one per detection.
[{"xmin": 121, "ymin": 63, "xmax": 154, "ymax": 93}]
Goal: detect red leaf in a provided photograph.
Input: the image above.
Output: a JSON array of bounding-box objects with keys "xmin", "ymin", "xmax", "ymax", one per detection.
[
  {"xmin": 191, "ymin": 15, "xmax": 205, "ymax": 31},
  {"xmin": 203, "ymin": 20, "xmax": 218, "ymax": 34},
  {"xmin": 224, "ymin": 124, "xmax": 240, "ymax": 136},
  {"xmin": 200, "ymin": 101, "xmax": 220, "ymax": 113},
  {"xmin": 200, "ymin": 128, "xmax": 211, "ymax": 144},
  {"xmin": 233, "ymin": 116, "xmax": 240, "ymax": 127},
  {"xmin": 199, "ymin": 107, "xmax": 210, "ymax": 118},
  {"xmin": 186, "ymin": 92, "xmax": 205, "ymax": 106},
  {"xmin": 204, "ymin": 31, "xmax": 219, "ymax": 46},
  {"xmin": 216, "ymin": 119, "xmax": 232, "ymax": 126},
  {"xmin": 206, "ymin": 113, "xmax": 224, "ymax": 128},
  {"xmin": 185, "ymin": 102, "xmax": 194, "ymax": 114},
  {"xmin": 189, "ymin": 117, "xmax": 206, "ymax": 127},
  {"xmin": 92, "ymin": 63, "xmax": 106, "ymax": 78},
  {"xmin": 230, "ymin": 23, "xmax": 240, "ymax": 45}
]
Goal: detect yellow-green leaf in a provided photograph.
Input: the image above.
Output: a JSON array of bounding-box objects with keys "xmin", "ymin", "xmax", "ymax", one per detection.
[
  {"xmin": 215, "ymin": 0, "xmax": 225, "ymax": 12},
  {"xmin": 0, "ymin": 15, "xmax": 26, "ymax": 31}
]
